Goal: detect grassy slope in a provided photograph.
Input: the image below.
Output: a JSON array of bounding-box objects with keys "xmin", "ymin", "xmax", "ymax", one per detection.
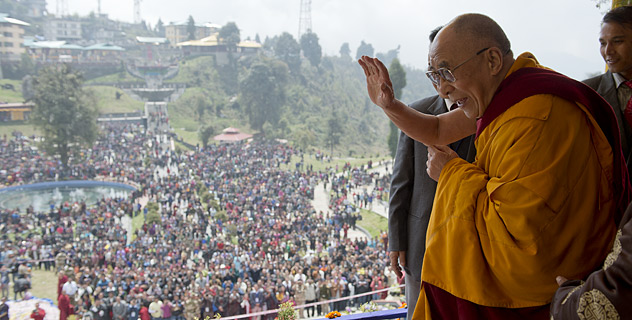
[
  {"xmin": 0, "ymin": 81, "xmax": 144, "ymax": 136},
  {"xmin": 86, "ymin": 70, "xmax": 142, "ymax": 84},
  {"xmin": 0, "ymin": 79, "xmax": 25, "ymax": 103},
  {"xmin": 358, "ymin": 208, "xmax": 388, "ymax": 238},
  {"xmin": 86, "ymin": 86, "xmax": 145, "ymax": 114}
]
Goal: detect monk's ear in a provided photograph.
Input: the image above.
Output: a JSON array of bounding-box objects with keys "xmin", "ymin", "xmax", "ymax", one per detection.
[{"xmin": 486, "ymin": 47, "xmax": 504, "ymax": 76}]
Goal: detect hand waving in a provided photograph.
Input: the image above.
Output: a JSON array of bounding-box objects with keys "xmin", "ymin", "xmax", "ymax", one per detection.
[{"xmin": 358, "ymin": 56, "xmax": 395, "ymax": 109}]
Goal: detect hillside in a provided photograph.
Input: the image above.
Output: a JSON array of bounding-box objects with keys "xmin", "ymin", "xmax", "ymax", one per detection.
[
  {"xmin": 163, "ymin": 53, "xmax": 435, "ymax": 156},
  {"xmin": 0, "ymin": 52, "xmax": 435, "ymax": 155}
]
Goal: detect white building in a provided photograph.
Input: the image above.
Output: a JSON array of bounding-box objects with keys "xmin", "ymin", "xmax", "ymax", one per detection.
[{"xmin": 45, "ymin": 19, "xmax": 82, "ymax": 41}]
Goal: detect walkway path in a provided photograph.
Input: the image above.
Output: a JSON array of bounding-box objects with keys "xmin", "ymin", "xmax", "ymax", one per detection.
[{"xmin": 310, "ymin": 161, "xmax": 393, "ymax": 240}]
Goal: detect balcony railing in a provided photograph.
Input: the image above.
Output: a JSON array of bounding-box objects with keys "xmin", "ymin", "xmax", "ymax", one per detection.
[{"xmin": 217, "ymin": 285, "xmax": 406, "ymax": 320}]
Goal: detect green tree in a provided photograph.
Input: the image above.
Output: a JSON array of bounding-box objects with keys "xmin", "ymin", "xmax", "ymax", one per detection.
[
  {"xmin": 186, "ymin": 15, "xmax": 196, "ymax": 40},
  {"xmin": 198, "ymin": 125, "xmax": 215, "ymax": 149},
  {"xmin": 240, "ymin": 59, "xmax": 287, "ymax": 131},
  {"xmin": 219, "ymin": 22, "xmax": 241, "ymax": 51},
  {"xmin": 377, "ymin": 46, "xmax": 401, "ymax": 70},
  {"xmin": 300, "ymin": 31, "xmax": 322, "ymax": 68},
  {"xmin": 274, "ymin": 32, "xmax": 301, "ymax": 74},
  {"xmin": 387, "ymin": 58, "xmax": 407, "ymax": 158},
  {"xmin": 355, "ymin": 41, "xmax": 374, "ymax": 60},
  {"xmin": 31, "ymin": 64, "xmax": 98, "ymax": 173},
  {"xmin": 390, "ymin": 58, "xmax": 407, "ymax": 100},
  {"xmin": 326, "ymin": 109, "xmax": 344, "ymax": 155},
  {"xmin": 278, "ymin": 117, "xmax": 290, "ymax": 137},
  {"xmin": 19, "ymin": 53, "xmax": 35, "ymax": 77},
  {"xmin": 294, "ymin": 126, "xmax": 315, "ymax": 151},
  {"xmin": 145, "ymin": 203, "xmax": 161, "ymax": 225},
  {"xmin": 155, "ymin": 18, "xmax": 165, "ymax": 37},
  {"xmin": 339, "ymin": 42, "xmax": 351, "ymax": 60},
  {"xmin": 191, "ymin": 93, "xmax": 209, "ymax": 121}
]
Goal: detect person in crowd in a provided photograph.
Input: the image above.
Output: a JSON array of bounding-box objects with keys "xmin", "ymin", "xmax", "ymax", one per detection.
[
  {"xmin": 148, "ymin": 296, "xmax": 163, "ymax": 320},
  {"xmin": 112, "ymin": 296, "xmax": 128, "ymax": 320},
  {"xmin": 359, "ymin": 12, "xmax": 630, "ymax": 319},
  {"xmin": 0, "ymin": 122, "xmax": 395, "ymax": 319},
  {"xmin": 0, "ymin": 297, "xmax": 9, "ymax": 320},
  {"xmin": 30, "ymin": 302, "xmax": 46, "ymax": 320},
  {"xmin": 0, "ymin": 266, "xmax": 9, "ymax": 299},
  {"xmin": 59, "ymin": 291, "xmax": 73, "ymax": 320},
  {"xmin": 139, "ymin": 302, "xmax": 150, "ymax": 320}
]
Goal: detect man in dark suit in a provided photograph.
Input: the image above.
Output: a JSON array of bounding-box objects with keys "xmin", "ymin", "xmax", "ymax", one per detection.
[
  {"xmin": 584, "ymin": 6, "xmax": 632, "ymax": 171},
  {"xmin": 388, "ymin": 94, "xmax": 475, "ymax": 319},
  {"xmin": 550, "ymin": 6, "xmax": 632, "ymax": 318},
  {"xmin": 387, "ymin": 26, "xmax": 476, "ymax": 320}
]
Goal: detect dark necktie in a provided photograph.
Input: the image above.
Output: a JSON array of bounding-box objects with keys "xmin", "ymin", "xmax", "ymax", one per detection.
[{"xmin": 623, "ymin": 80, "xmax": 632, "ymax": 128}]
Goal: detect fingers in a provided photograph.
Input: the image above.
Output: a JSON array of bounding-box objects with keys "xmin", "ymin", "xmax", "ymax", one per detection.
[
  {"xmin": 358, "ymin": 56, "xmax": 387, "ymax": 78},
  {"xmin": 374, "ymin": 58, "xmax": 392, "ymax": 86},
  {"xmin": 389, "ymin": 251, "xmax": 398, "ymax": 267},
  {"xmin": 358, "ymin": 57, "xmax": 370, "ymax": 77},
  {"xmin": 398, "ymin": 251, "xmax": 406, "ymax": 268},
  {"xmin": 389, "ymin": 251, "xmax": 403, "ymax": 279},
  {"xmin": 432, "ymin": 145, "xmax": 452, "ymax": 153},
  {"xmin": 556, "ymin": 276, "xmax": 568, "ymax": 286}
]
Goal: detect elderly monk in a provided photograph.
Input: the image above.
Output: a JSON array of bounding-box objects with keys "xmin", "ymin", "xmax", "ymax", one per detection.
[{"xmin": 359, "ymin": 13, "xmax": 631, "ymax": 319}]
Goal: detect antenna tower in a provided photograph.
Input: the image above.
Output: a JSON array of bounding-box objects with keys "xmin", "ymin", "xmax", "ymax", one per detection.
[
  {"xmin": 134, "ymin": 0, "xmax": 142, "ymax": 24},
  {"xmin": 56, "ymin": 0, "xmax": 68, "ymax": 17},
  {"xmin": 97, "ymin": 0, "xmax": 101, "ymax": 15},
  {"xmin": 298, "ymin": 0, "xmax": 312, "ymax": 40}
]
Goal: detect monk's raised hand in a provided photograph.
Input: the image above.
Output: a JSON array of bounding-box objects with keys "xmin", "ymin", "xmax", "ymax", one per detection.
[{"xmin": 358, "ymin": 56, "xmax": 395, "ymax": 109}]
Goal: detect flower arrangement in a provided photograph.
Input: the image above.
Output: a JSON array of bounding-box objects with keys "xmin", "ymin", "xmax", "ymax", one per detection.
[
  {"xmin": 359, "ymin": 301, "xmax": 378, "ymax": 313},
  {"xmin": 325, "ymin": 311, "xmax": 342, "ymax": 318},
  {"xmin": 274, "ymin": 301, "xmax": 297, "ymax": 320}
]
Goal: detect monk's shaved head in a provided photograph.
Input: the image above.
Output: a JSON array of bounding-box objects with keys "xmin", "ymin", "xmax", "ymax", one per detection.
[
  {"xmin": 427, "ymin": 13, "xmax": 515, "ymax": 119},
  {"xmin": 445, "ymin": 13, "xmax": 512, "ymax": 56}
]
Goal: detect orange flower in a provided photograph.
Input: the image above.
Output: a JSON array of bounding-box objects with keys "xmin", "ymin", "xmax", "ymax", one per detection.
[{"xmin": 325, "ymin": 311, "xmax": 342, "ymax": 319}]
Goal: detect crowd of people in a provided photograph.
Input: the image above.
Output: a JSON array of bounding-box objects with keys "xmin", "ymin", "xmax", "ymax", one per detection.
[{"xmin": 0, "ymin": 122, "xmax": 397, "ymax": 320}]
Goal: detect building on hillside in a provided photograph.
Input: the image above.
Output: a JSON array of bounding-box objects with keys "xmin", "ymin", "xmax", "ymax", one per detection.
[
  {"xmin": 136, "ymin": 36, "xmax": 170, "ymax": 61},
  {"xmin": 23, "ymin": 0, "xmax": 48, "ymax": 18},
  {"xmin": 177, "ymin": 34, "xmax": 261, "ymax": 64},
  {"xmin": 44, "ymin": 19, "xmax": 82, "ymax": 41},
  {"xmin": 82, "ymin": 43, "xmax": 125, "ymax": 63},
  {"xmin": 25, "ymin": 40, "xmax": 84, "ymax": 63},
  {"xmin": 25, "ymin": 40, "xmax": 125, "ymax": 64},
  {"xmin": 136, "ymin": 36, "xmax": 169, "ymax": 46},
  {"xmin": 214, "ymin": 127, "xmax": 253, "ymax": 143},
  {"xmin": 164, "ymin": 21, "xmax": 219, "ymax": 46},
  {"xmin": 0, "ymin": 13, "xmax": 30, "ymax": 61},
  {"xmin": 93, "ymin": 28, "xmax": 127, "ymax": 45},
  {"xmin": 0, "ymin": 103, "xmax": 33, "ymax": 121}
]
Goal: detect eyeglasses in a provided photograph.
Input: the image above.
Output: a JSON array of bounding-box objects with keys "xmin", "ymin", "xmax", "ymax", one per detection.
[{"xmin": 425, "ymin": 47, "xmax": 489, "ymax": 86}]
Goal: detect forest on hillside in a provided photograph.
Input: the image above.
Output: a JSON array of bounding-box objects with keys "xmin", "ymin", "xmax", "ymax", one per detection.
[
  {"xmin": 164, "ymin": 38, "xmax": 437, "ymax": 158},
  {"xmin": 0, "ymin": 8, "xmax": 438, "ymax": 157}
]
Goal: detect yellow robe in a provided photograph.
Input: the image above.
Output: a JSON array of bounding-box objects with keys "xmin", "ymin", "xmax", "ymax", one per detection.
[{"xmin": 414, "ymin": 53, "xmax": 617, "ymax": 318}]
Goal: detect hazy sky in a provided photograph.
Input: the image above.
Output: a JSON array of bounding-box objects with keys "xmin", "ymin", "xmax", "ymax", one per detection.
[{"xmin": 57, "ymin": 0, "xmax": 608, "ymax": 80}]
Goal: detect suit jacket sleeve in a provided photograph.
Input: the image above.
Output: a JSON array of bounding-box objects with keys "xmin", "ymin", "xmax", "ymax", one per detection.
[
  {"xmin": 388, "ymin": 127, "xmax": 415, "ymax": 252},
  {"xmin": 550, "ymin": 204, "xmax": 632, "ymax": 319}
]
